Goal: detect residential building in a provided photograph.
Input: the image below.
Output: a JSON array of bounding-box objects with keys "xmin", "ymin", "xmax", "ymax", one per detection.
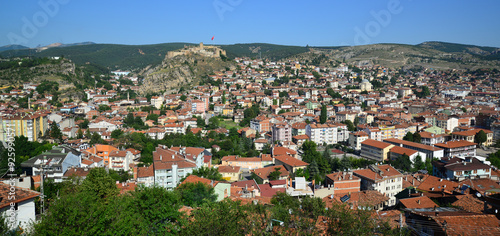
[
  {"xmin": 273, "ymin": 155, "xmax": 309, "ymax": 174},
  {"xmin": 251, "ymin": 165, "xmax": 289, "ymax": 184},
  {"xmin": 0, "ymin": 183, "xmax": 40, "ymax": 231},
  {"xmin": 21, "ymin": 145, "xmax": 82, "ymax": 182},
  {"xmin": 360, "ymin": 139, "xmax": 395, "ymax": 162},
  {"xmin": 389, "ymin": 146, "xmax": 427, "ymax": 164},
  {"xmin": 307, "ymin": 123, "xmax": 346, "ymax": 145},
  {"xmin": 353, "ymin": 164, "xmax": 404, "ymax": 206},
  {"xmin": 383, "ymin": 138, "xmax": 444, "ymax": 160},
  {"xmin": 109, "ymin": 150, "xmax": 135, "ymax": 172},
  {"xmin": 271, "ymin": 123, "xmax": 292, "ymax": 143},
  {"xmin": 152, "ymin": 146, "xmax": 205, "ymax": 190},
  {"xmin": 418, "ymin": 131, "xmax": 445, "ymax": 146},
  {"xmin": 451, "ymin": 128, "xmax": 494, "ymax": 146},
  {"xmin": 0, "ymin": 112, "xmax": 48, "ymax": 142},
  {"xmin": 218, "ymin": 165, "xmax": 241, "ymax": 182},
  {"xmin": 349, "ymin": 131, "xmax": 369, "ymax": 150},
  {"xmin": 85, "ymin": 144, "xmax": 119, "ymax": 167},
  {"xmin": 433, "ymin": 140, "xmax": 476, "ymax": 158},
  {"xmin": 324, "ymin": 171, "xmax": 361, "ymax": 195},
  {"xmin": 432, "ymin": 157, "xmax": 491, "ymax": 181},
  {"xmin": 220, "ymin": 155, "xmax": 273, "ymax": 171}
]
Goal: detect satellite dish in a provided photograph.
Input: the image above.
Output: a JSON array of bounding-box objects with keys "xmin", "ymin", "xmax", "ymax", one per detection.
[{"xmin": 476, "ymin": 192, "xmax": 482, "ymax": 198}]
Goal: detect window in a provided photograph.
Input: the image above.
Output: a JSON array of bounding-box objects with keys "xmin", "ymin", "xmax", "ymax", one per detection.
[
  {"xmin": 473, "ymin": 170, "xmax": 477, "ymax": 174},
  {"xmin": 456, "ymin": 171, "xmax": 462, "ymax": 175}
]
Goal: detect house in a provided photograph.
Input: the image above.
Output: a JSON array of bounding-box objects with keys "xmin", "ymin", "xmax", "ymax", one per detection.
[
  {"xmin": 451, "ymin": 128, "xmax": 494, "ymax": 146},
  {"xmin": 134, "ymin": 164, "xmax": 155, "ymax": 187},
  {"xmin": 0, "ymin": 183, "xmax": 40, "ymax": 231},
  {"xmin": 85, "ymin": 144, "xmax": 119, "ymax": 167},
  {"xmin": 434, "ymin": 140, "xmax": 477, "ymax": 158},
  {"xmin": 324, "ymin": 171, "xmax": 361, "ymax": 195},
  {"xmin": 360, "ymin": 139, "xmax": 395, "ymax": 162},
  {"xmin": 109, "ymin": 150, "xmax": 135, "ymax": 172},
  {"xmin": 271, "ymin": 123, "xmax": 292, "ymax": 143},
  {"xmin": 353, "ymin": 164, "xmax": 403, "ymax": 206},
  {"xmin": 21, "ymin": 145, "xmax": 82, "ymax": 183},
  {"xmin": 63, "ymin": 167, "xmax": 91, "ymax": 180},
  {"xmin": 419, "ymin": 131, "xmax": 445, "ymax": 146},
  {"xmin": 152, "ymin": 147, "xmax": 202, "ymax": 190},
  {"xmin": 432, "ymin": 157, "xmax": 491, "ymax": 181},
  {"xmin": 218, "ymin": 165, "xmax": 242, "ymax": 182},
  {"xmin": 349, "ymin": 131, "xmax": 369, "ymax": 150},
  {"xmin": 273, "ymin": 155, "xmax": 309, "ymax": 175},
  {"xmin": 221, "ymin": 155, "xmax": 273, "ymax": 171},
  {"xmin": 251, "ymin": 165, "xmax": 289, "ymax": 184}
]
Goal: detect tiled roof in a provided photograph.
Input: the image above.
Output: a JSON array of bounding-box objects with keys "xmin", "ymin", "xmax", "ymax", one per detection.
[
  {"xmin": 361, "ymin": 139, "xmax": 393, "ymax": 149},
  {"xmin": 434, "ymin": 140, "xmax": 477, "ymax": 149},
  {"xmin": 323, "ymin": 190, "xmax": 389, "ymax": 209},
  {"xmin": 251, "ymin": 165, "xmax": 289, "ymax": 180},
  {"xmin": 273, "ymin": 155, "xmax": 309, "ymax": 167},
  {"xmin": 137, "ymin": 164, "xmax": 154, "ymax": 178},
  {"xmin": 326, "ymin": 171, "xmax": 360, "ymax": 182},
  {"xmin": 417, "ymin": 175, "xmax": 458, "ymax": 193},
  {"xmin": 400, "ymin": 196, "xmax": 439, "ymax": 209},
  {"xmin": 389, "ymin": 146, "xmax": 417, "ymax": 156},
  {"xmin": 218, "ymin": 165, "xmax": 241, "ymax": 173},
  {"xmin": 63, "ymin": 167, "xmax": 91, "ymax": 177},
  {"xmin": 452, "ymin": 194, "xmax": 485, "ymax": 213},
  {"xmin": 384, "ymin": 138, "xmax": 443, "ymax": 151},
  {"xmin": 0, "ymin": 183, "xmax": 40, "ymax": 209},
  {"xmin": 353, "ymin": 164, "xmax": 403, "ymax": 182}
]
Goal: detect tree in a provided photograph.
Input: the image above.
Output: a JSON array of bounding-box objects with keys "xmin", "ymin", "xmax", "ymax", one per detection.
[
  {"xmin": 208, "ymin": 116, "xmax": 221, "ymax": 129},
  {"xmin": 320, "ymin": 105, "xmax": 327, "ymax": 124},
  {"xmin": 412, "ymin": 155, "xmax": 425, "ymax": 172},
  {"xmin": 98, "ymin": 104, "xmax": 110, "ymax": 112},
  {"xmin": 403, "ymin": 132, "xmax": 414, "ymax": 142},
  {"xmin": 76, "ymin": 128, "xmax": 83, "ymax": 139},
  {"xmin": 189, "ymin": 167, "xmax": 223, "ymax": 181},
  {"xmin": 413, "ymin": 132, "xmax": 421, "ymax": 143},
  {"xmin": 111, "ymin": 129, "xmax": 124, "ymax": 139},
  {"xmin": 342, "ymin": 120, "xmax": 355, "ymax": 131},
  {"xmin": 49, "ymin": 122, "xmax": 62, "ymax": 141},
  {"xmin": 196, "ymin": 116, "xmax": 206, "ymax": 128},
  {"xmin": 474, "ymin": 130, "xmax": 487, "ymax": 146},
  {"xmin": 180, "ymin": 95, "xmax": 187, "ymax": 101},
  {"xmin": 80, "ymin": 168, "xmax": 119, "ymax": 199},
  {"xmin": 268, "ymin": 167, "xmax": 282, "ymax": 181},
  {"xmin": 176, "ymin": 182, "xmax": 217, "ymax": 207},
  {"xmin": 392, "ymin": 154, "xmax": 412, "ymax": 172}
]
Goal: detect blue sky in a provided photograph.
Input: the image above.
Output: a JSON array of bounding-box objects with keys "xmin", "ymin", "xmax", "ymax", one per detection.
[{"xmin": 1, "ymin": 0, "xmax": 500, "ymax": 48}]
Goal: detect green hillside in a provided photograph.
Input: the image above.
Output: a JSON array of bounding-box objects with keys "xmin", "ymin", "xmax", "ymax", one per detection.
[{"xmin": 219, "ymin": 43, "xmax": 308, "ymax": 60}]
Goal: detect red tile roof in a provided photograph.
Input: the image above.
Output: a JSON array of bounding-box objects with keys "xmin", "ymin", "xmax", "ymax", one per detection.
[
  {"xmin": 0, "ymin": 183, "xmax": 40, "ymax": 209},
  {"xmin": 273, "ymin": 155, "xmax": 309, "ymax": 167},
  {"xmin": 399, "ymin": 196, "xmax": 439, "ymax": 209},
  {"xmin": 434, "ymin": 140, "xmax": 477, "ymax": 149},
  {"xmin": 361, "ymin": 139, "xmax": 393, "ymax": 149}
]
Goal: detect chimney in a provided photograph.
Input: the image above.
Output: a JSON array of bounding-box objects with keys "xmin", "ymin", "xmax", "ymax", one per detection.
[
  {"xmin": 417, "ymin": 200, "xmax": 421, "ymax": 204},
  {"xmin": 412, "ymin": 179, "xmax": 415, "ymax": 186},
  {"xmin": 172, "ymin": 155, "xmax": 174, "ymax": 159},
  {"xmin": 133, "ymin": 166, "xmax": 138, "ymax": 179}
]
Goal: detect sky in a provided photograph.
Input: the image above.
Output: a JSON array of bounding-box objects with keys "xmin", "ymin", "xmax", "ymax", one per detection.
[{"xmin": 1, "ymin": 0, "xmax": 500, "ymax": 48}]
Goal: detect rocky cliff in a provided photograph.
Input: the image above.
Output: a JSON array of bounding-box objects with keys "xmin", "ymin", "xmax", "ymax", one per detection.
[{"xmin": 139, "ymin": 52, "xmax": 235, "ymax": 94}]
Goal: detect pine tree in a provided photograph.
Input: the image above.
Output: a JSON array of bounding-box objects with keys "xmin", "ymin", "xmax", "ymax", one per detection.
[{"xmin": 320, "ymin": 105, "xmax": 327, "ymax": 124}]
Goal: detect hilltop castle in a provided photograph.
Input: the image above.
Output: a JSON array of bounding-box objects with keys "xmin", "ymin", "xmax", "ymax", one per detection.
[{"xmin": 167, "ymin": 42, "xmax": 226, "ymax": 58}]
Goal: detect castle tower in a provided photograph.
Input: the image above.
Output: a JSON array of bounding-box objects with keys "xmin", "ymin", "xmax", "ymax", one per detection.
[{"xmin": 199, "ymin": 42, "xmax": 204, "ymax": 49}]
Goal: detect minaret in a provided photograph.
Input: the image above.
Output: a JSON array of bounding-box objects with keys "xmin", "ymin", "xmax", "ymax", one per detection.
[{"xmin": 127, "ymin": 91, "xmax": 130, "ymax": 101}]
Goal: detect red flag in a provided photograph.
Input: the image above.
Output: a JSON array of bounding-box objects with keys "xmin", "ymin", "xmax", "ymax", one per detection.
[{"xmin": 211, "ymin": 36, "xmax": 214, "ymax": 40}]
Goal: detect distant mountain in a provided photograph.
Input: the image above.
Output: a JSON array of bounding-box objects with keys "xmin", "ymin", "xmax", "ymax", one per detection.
[
  {"xmin": 0, "ymin": 44, "xmax": 29, "ymax": 52},
  {"xmin": 1, "ymin": 41, "xmax": 499, "ymax": 70}
]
